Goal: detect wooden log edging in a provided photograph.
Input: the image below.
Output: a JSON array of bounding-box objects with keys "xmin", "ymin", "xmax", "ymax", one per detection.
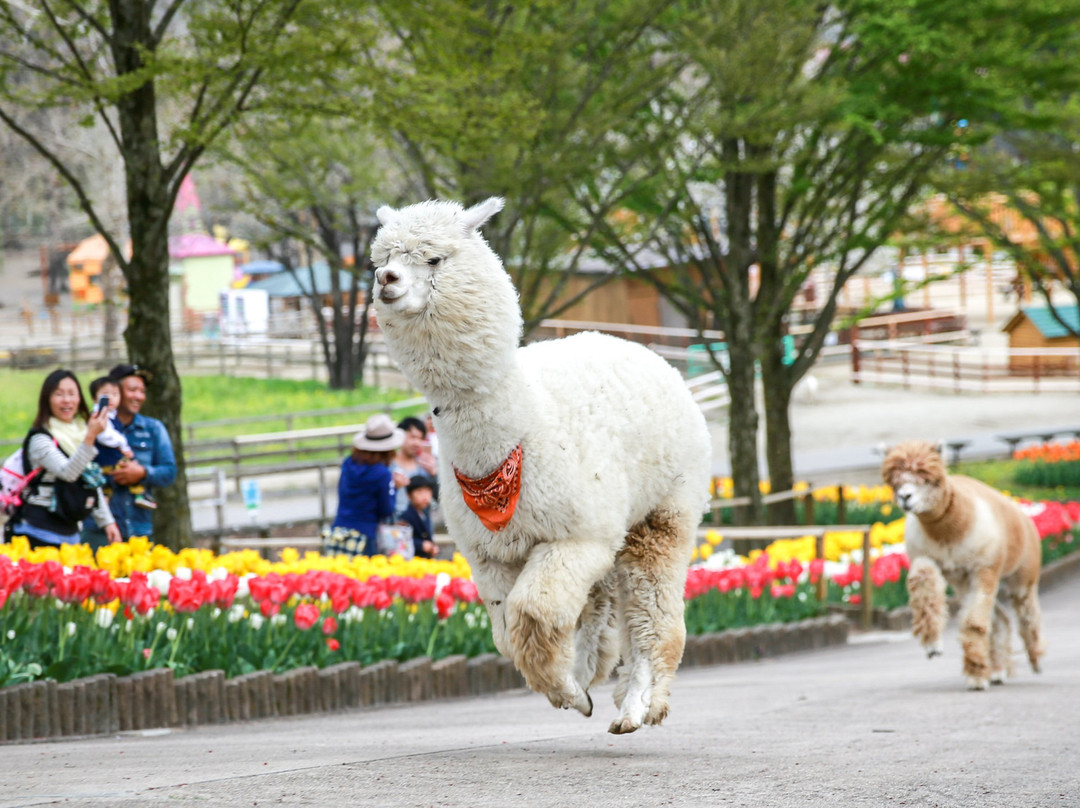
[{"xmin": 0, "ymin": 614, "xmax": 850, "ymax": 744}]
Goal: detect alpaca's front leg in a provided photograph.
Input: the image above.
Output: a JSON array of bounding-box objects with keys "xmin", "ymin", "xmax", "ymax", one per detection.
[
  {"xmin": 907, "ymin": 557, "xmax": 947, "ymax": 658},
  {"xmin": 506, "ymin": 539, "xmax": 614, "ymax": 716},
  {"xmin": 958, "ymin": 567, "xmax": 999, "ymax": 690},
  {"xmin": 469, "ymin": 558, "xmax": 521, "ymax": 660}
]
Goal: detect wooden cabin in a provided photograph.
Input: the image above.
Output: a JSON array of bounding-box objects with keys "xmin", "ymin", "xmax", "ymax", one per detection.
[{"xmin": 1002, "ymin": 305, "xmax": 1080, "ymax": 375}]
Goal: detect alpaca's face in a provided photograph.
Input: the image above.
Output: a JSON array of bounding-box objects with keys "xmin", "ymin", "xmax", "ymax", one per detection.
[
  {"xmin": 889, "ymin": 471, "xmax": 944, "ymax": 515},
  {"xmin": 882, "ymin": 441, "xmax": 949, "ymax": 515},
  {"xmin": 371, "ymin": 198, "xmax": 508, "ymax": 320},
  {"xmin": 372, "ymin": 247, "xmax": 440, "ymax": 316}
]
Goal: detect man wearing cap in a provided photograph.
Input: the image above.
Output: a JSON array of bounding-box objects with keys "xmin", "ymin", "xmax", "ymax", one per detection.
[
  {"xmin": 81, "ymin": 364, "xmax": 177, "ymax": 545},
  {"xmin": 330, "ymin": 413, "xmax": 404, "ymax": 557}
]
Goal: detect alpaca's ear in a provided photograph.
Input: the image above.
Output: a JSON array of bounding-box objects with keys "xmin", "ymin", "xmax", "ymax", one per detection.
[
  {"xmin": 460, "ymin": 197, "xmax": 504, "ymax": 234},
  {"xmin": 934, "ymin": 439, "xmax": 946, "ymax": 457},
  {"xmin": 375, "ymin": 205, "xmax": 398, "ymax": 226}
]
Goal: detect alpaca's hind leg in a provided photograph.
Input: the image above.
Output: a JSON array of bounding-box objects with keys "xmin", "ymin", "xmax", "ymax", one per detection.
[
  {"xmin": 572, "ymin": 572, "xmax": 619, "ymax": 695},
  {"xmin": 506, "ymin": 539, "xmax": 615, "ymax": 716},
  {"xmin": 1011, "ymin": 584, "xmax": 1044, "ymax": 674},
  {"xmin": 907, "ymin": 557, "xmax": 948, "ymax": 658},
  {"xmin": 988, "ymin": 600, "xmax": 1013, "ymax": 684},
  {"xmin": 609, "ymin": 508, "xmax": 693, "ymax": 736},
  {"xmin": 958, "ymin": 567, "xmax": 999, "ymax": 690}
]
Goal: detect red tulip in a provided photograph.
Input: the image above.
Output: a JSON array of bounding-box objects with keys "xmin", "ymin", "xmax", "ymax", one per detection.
[
  {"xmin": 260, "ymin": 600, "xmax": 280, "ymax": 618},
  {"xmin": 293, "ymin": 603, "xmax": 320, "ymax": 630},
  {"xmin": 322, "ymin": 616, "xmax": 338, "ymax": 635},
  {"xmin": 435, "ymin": 591, "xmax": 455, "ymax": 620},
  {"xmin": 326, "ymin": 638, "xmax": 340, "ymax": 651},
  {"xmin": 168, "ymin": 578, "xmax": 204, "ymax": 613}
]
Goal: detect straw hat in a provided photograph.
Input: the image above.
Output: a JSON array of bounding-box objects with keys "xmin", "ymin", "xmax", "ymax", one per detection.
[{"xmin": 352, "ymin": 413, "xmax": 405, "ymax": 451}]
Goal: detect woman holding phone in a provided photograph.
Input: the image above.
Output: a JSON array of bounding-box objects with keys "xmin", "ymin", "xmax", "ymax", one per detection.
[{"xmin": 7, "ymin": 369, "xmax": 121, "ymax": 548}]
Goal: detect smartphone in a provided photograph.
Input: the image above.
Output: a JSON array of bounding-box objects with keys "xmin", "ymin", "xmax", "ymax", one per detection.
[{"xmin": 96, "ymin": 395, "xmax": 110, "ymax": 414}]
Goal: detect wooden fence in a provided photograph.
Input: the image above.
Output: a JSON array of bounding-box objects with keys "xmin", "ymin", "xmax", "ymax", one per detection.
[
  {"xmin": 0, "ymin": 333, "xmax": 398, "ymax": 385},
  {"xmin": 852, "ymin": 340, "xmax": 1080, "ymax": 393}
]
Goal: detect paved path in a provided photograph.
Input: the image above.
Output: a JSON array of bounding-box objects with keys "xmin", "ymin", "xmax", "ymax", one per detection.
[{"xmin": 2, "ymin": 582, "xmax": 1078, "ymax": 807}]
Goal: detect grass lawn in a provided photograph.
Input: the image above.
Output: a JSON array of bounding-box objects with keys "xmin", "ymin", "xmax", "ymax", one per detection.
[
  {"xmin": 0, "ymin": 369, "xmax": 420, "ymax": 443},
  {"xmin": 955, "ymin": 458, "xmax": 1080, "ymax": 503}
]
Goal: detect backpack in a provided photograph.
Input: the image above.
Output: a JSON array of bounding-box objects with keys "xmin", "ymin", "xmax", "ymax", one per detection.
[
  {"xmin": 0, "ymin": 447, "xmax": 42, "ymax": 518},
  {"xmin": 8, "ymin": 429, "xmax": 102, "ymax": 526}
]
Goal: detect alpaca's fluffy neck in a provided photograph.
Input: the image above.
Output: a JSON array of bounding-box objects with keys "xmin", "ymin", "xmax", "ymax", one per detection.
[{"xmin": 383, "ymin": 315, "xmax": 532, "ymax": 478}]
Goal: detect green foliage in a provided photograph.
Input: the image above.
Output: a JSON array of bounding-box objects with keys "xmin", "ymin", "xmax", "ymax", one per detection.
[
  {"xmin": 684, "ymin": 585, "xmax": 826, "ymax": 634},
  {"xmin": 0, "ymin": 595, "xmax": 496, "ymax": 687},
  {"xmin": 1014, "ymin": 460, "xmax": 1080, "ymax": 489},
  {"xmin": 956, "ymin": 459, "xmax": 1080, "ymax": 503}
]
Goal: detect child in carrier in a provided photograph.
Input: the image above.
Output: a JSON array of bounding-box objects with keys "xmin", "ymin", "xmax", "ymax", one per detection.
[{"xmin": 88, "ymin": 377, "xmax": 156, "ymax": 510}]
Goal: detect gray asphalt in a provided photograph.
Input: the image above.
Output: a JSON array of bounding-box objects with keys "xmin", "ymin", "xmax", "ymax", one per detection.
[{"xmin": 2, "ymin": 581, "xmax": 1078, "ymax": 808}]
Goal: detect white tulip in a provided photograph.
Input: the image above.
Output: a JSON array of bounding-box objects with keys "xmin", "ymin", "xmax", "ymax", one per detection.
[
  {"xmin": 249, "ymin": 613, "xmax": 265, "ymax": 630},
  {"xmin": 94, "ymin": 608, "xmax": 114, "ymax": 629},
  {"xmin": 66, "ymin": 622, "xmax": 76, "ymax": 637},
  {"xmin": 174, "ymin": 567, "xmax": 193, "ymax": 580},
  {"xmin": 434, "ymin": 572, "xmax": 451, "ymax": 598},
  {"xmin": 166, "ymin": 627, "xmax": 178, "ymax": 642},
  {"xmin": 147, "ymin": 569, "xmax": 172, "ymax": 594}
]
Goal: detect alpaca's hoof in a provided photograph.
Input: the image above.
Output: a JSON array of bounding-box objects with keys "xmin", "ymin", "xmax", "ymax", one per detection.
[
  {"xmin": 990, "ymin": 671, "xmax": 1007, "ymax": 685},
  {"xmin": 965, "ymin": 676, "xmax": 989, "ymax": 691},
  {"xmin": 608, "ymin": 717, "xmax": 640, "ymax": 735},
  {"xmin": 925, "ymin": 643, "xmax": 943, "ymax": 659},
  {"xmin": 1030, "ymin": 659, "xmax": 1042, "ymax": 674},
  {"xmin": 555, "ymin": 689, "xmax": 592, "ymax": 717},
  {"xmin": 577, "ymin": 690, "xmax": 593, "ymax": 717}
]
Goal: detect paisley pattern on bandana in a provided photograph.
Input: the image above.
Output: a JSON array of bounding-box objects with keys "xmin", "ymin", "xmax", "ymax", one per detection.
[{"xmin": 454, "ymin": 444, "xmax": 523, "ymax": 532}]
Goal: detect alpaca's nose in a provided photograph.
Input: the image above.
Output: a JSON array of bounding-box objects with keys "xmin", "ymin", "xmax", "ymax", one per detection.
[{"xmin": 376, "ymin": 267, "xmax": 399, "ymax": 286}]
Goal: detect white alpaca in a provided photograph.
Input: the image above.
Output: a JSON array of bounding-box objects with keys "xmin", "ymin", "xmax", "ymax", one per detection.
[{"xmin": 371, "ymin": 198, "xmax": 711, "ymax": 733}]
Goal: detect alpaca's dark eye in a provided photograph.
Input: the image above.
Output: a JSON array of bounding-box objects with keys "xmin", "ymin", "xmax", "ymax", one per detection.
[{"xmin": 427, "ymin": 257, "xmax": 442, "ymax": 267}]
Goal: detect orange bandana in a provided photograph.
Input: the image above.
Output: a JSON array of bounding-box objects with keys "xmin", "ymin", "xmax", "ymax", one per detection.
[{"xmin": 454, "ymin": 444, "xmax": 523, "ymax": 532}]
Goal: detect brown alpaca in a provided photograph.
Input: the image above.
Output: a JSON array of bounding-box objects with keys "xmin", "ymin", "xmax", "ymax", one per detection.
[{"xmin": 881, "ymin": 441, "xmax": 1044, "ymax": 689}]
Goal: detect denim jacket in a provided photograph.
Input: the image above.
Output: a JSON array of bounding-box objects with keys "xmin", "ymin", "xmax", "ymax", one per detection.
[{"xmin": 86, "ymin": 413, "xmax": 176, "ymax": 539}]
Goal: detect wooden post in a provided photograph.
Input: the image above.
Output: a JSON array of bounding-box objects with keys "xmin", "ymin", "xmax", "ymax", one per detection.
[
  {"xmin": 861, "ymin": 529, "xmax": 873, "ymax": 630},
  {"xmin": 958, "ymin": 244, "xmax": 967, "ymax": 312},
  {"xmin": 815, "ymin": 533, "xmax": 827, "ymax": 602},
  {"xmin": 212, "ymin": 468, "xmax": 226, "ymax": 555},
  {"xmin": 218, "ymin": 341, "xmax": 226, "ymax": 375},
  {"xmin": 803, "ymin": 492, "xmax": 815, "ymax": 526},
  {"xmin": 851, "ymin": 325, "xmax": 860, "ymax": 384},
  {"xmin": 233, "ymin": 440, "xmax": 243, "ymax": 495},
  {"xmin": 921, "ymin": 252, "xmax": 931, "ymax": 308},
  {"xmin": 318, "ymin": 465, "xmax": 328, "ymax": 526},
  {"xmin": 836, "ymin": 484, "xmax": 847, "ymax": 525}
]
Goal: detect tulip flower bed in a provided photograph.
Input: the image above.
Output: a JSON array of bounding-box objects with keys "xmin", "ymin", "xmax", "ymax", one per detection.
[
  {"xmin": 707, "ymin": 479, "xmax": 898, "ymax": 526},
  {"xmin": 684, "ymin": 557, "xmax": 828, "ymax": 633},
  {"xmin": 1, "ymin": 496, "xmax": 1077, "ymax": 691},
  {"xmin": 1013, "ymin": 441, "xmax": 1080, "ymax": 489},
  {"xmin": 0, "ymin": 555, "xmax": 493, "ymax": 688}
]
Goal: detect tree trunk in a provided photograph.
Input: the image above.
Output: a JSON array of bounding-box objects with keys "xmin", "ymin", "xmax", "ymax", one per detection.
[
  {"xmin": 725, "ymin": 349, "xmax": 762, "ymax": 525},
  {"xmin": 113, "ymin": 7, "xmax": 191, "ymax": 550},
  {"xmin": 760, "ymin": 342, "xmax": 797, "ymax": 524}
]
